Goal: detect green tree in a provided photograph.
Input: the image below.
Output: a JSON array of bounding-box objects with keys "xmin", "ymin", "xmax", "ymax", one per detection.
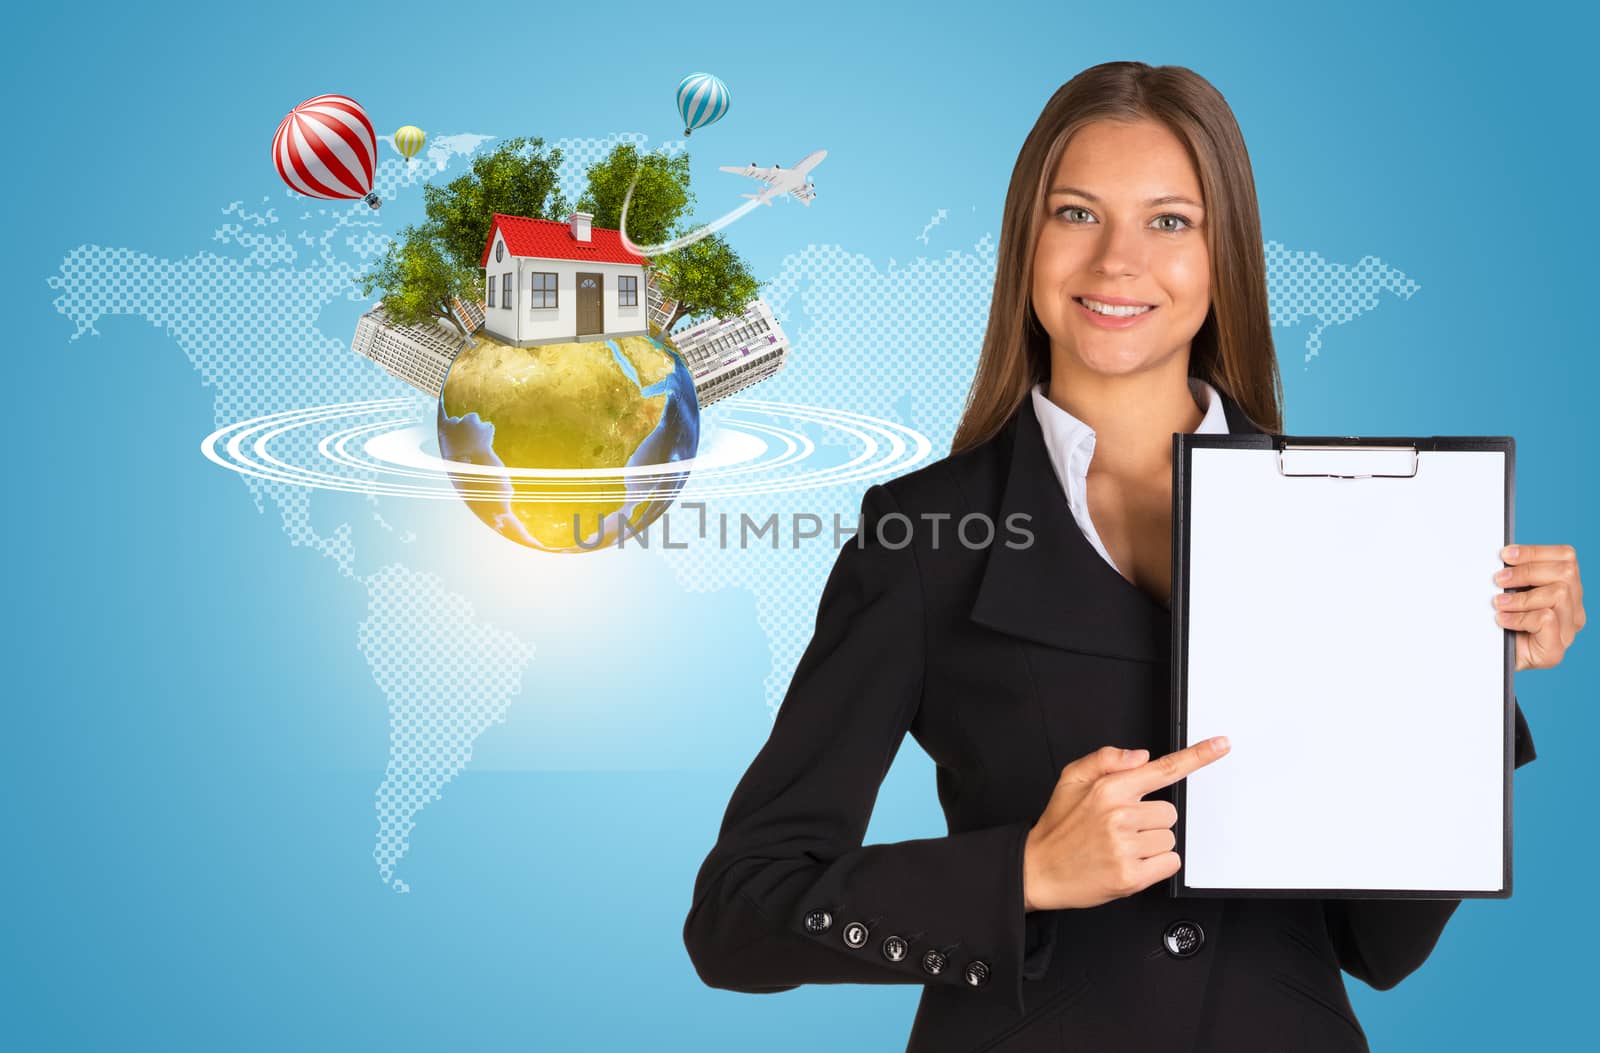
[
  {"xmin": 651, "ymin": 231, "xmax": 761, "ymax": 335},
  {"xmin": 424, "ymin": 136, "xmax": 572, "ymax": 270},
  {"xmin": 574, "ymin": 143, "xmax": 694, "ymax": 247},
  {"xmin": 358, "ymin": 226, "xmax": 479, "ymax": 340}
]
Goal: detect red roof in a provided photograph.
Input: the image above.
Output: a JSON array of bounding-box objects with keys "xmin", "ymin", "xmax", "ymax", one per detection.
[{"xmin": 480, "ymin": 213, "xmax": 648, "ymax": 267}]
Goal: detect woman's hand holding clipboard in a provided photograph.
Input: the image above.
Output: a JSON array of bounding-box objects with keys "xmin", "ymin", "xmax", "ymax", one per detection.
[{"xmin": 1495, "ymin": 543, "xmax": 1585, "ymax": 671}]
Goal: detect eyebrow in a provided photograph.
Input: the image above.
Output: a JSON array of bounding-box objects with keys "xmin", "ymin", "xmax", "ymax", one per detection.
[{"xmin": 1048, "ymin": 186, "xmax": 1204, "ymax": 209}]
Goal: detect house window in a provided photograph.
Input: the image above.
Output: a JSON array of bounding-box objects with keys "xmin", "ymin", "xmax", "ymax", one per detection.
[
  {"xmin": 487, "ymin": 274, "xmax": 496, "ymax": 308},
  {"xmin": 619, "ymin": 275, "xmax": 638, "ymax": 307},
  {"xmin": 502, "ymin": 272, "xmax": 513, "ymax": 309},
  {"xmin": 530, "ymin": 272, "xmax": 558, "ymax": 309}
]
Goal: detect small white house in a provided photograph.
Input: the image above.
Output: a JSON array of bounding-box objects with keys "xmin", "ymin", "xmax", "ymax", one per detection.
[{"xmin": 479, "ymin": 211, "xmax": 652, "ymax": 347}]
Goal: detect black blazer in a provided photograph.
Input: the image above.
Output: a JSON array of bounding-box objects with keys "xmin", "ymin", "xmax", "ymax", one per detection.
[{"xmin": 683, "ymin": 386, "xmax": 1537, "ymax": 1053}]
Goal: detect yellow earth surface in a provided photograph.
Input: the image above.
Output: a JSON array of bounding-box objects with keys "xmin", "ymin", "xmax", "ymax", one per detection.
[{"xmin": 436, "ymin": 332, "xmax": 700, "ymax": 552}]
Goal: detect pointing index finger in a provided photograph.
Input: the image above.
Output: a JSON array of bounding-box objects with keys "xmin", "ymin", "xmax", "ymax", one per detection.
[{"xmin": 1119, "ymin": 736, "xmax": 1231, "ymax": 797}]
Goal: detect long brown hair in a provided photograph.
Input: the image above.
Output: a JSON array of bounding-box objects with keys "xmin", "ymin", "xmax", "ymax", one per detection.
[{"xmin": 950, "ymin": 62, "xmax": 1283, "ymax": 454}]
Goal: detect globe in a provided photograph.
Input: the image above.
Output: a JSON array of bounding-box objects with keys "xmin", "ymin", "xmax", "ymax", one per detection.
[{"xmin": 436, "ymin": 333, "xmax": 700, "ymax": 552}]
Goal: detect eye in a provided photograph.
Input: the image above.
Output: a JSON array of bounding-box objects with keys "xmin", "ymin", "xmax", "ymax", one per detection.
[
  {"xmin": 1054, "ymin": 205, "xmax": 1095, "ymax": 223},
  {"xmin": 1152, "ymin": 213, "xmax": 1194, "ymax": 233}
]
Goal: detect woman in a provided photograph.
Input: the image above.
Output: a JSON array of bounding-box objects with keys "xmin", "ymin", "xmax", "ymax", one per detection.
[{"xmin": 682, "ymin": 62, "xmax": 1584, "ymax": 1052}]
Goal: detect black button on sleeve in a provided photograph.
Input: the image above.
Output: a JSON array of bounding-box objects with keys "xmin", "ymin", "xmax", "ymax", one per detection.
[{"xmin": 1162, "ymin": 920, "xmax": 1205, "ymax": 958}]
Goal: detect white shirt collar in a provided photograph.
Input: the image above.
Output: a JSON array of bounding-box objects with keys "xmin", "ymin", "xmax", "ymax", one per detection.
[
  {"xmin": 1031, "ymin": 375, "xmax": 1230, "ymax": 470},
  {"xmin": 1029, "ymin": 376, "xmax": 1231, "ymax": 575}
]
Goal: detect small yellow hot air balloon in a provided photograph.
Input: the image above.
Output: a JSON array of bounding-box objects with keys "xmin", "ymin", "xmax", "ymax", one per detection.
[{"xmin": 393, "ymin": 125, "xmax": 426, "ymax": 162}]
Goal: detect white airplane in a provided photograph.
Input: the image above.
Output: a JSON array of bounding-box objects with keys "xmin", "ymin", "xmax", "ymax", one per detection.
[{"xmin": 719, "ymin": 149, "xmax": 827, "ymax": 207}]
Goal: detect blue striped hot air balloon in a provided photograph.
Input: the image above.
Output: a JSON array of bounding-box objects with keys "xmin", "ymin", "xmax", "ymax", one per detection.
[{"xmin": 676, "ymin": 72, "xmax": 730, "ymax": 136}]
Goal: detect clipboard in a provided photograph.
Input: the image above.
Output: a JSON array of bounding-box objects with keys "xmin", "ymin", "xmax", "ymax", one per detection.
[{"xmin": 1169, "ymin": 432, "xmax": 1516, "ymax": 899}]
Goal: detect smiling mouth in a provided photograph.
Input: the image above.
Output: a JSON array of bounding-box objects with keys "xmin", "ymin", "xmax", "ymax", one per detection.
[{"xmin": 1074, "ymin": 296, "xmax": 1156, "ymax": 317}]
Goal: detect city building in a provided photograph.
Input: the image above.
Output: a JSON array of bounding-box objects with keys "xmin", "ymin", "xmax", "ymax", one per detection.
[
  {"xmin": 349, "ymin": 296, "xmax": 483, "ymax": 399},
  {"xmin": 480, "ymin": 212, "xmax": 650, "ymax": 347},
  {"xmin": 645, "ymin": 271, "xmax": 677, "ymax": 334},
  {"xmin": 669, "ymin": 297, "xmax": 791, "ymax": 408}
]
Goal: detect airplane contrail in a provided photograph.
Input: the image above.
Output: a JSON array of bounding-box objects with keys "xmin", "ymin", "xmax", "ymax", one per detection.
[{"xmin": 616, "ymin": 163, "xmax": 765, "ymax": 257}]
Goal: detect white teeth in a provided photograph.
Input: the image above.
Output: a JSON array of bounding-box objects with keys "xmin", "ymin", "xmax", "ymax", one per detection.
[{"xmin": 1078, "ymin": 297, "xmax": 1152, "ymax": 317}]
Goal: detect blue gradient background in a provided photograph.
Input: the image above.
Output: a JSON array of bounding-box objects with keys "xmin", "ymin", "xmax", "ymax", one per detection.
[{"xmin": 7, "ymin": 0, "xmax": 1594, "ymax": 1048}]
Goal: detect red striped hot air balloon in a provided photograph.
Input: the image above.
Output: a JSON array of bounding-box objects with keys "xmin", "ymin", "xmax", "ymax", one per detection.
[{"xmin": 272, "ymin": 93, "xmax": 382, "ymax": 209}]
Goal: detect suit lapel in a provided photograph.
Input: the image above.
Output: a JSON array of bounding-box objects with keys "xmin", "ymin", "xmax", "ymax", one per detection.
[
  {"xmin": 1216, "ymin": 383, "xmax": 1268, "ymax": 437},
  {"xmin": 969, "ymin": 382, "xmax": 1266, "ymax": 664}
]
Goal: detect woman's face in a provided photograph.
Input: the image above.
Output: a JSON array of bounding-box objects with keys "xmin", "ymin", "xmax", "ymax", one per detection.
[{"xmin": 1030, "ymin": 118, "xmax": 1211, "ymax": 379}]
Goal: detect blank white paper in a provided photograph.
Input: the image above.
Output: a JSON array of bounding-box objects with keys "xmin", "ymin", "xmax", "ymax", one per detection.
[{"xmin": 1181, "ymin": 446, "xmax": 1507, "ymax": 892}]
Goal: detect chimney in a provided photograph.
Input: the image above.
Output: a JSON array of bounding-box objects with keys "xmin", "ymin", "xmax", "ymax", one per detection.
[{"xmin": 569, "ymin": 211, "xmax": 593, "ymax": 243}]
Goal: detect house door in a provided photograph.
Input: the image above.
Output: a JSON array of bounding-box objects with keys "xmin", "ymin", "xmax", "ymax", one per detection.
[{"xmin": 576, "ymin": 273, "xmax": 603, "ymax": 338}]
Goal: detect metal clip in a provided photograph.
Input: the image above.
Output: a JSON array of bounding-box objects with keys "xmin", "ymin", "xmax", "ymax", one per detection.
[{"xmin": 1275, "ymin": 442, "xmax": 1420, "ymax": 479}]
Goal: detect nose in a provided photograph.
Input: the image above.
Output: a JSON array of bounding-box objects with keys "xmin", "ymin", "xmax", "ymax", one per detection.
[{"xmin": 1089, "ymin": 217, "xmax": 1145, "ymax": 279}]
